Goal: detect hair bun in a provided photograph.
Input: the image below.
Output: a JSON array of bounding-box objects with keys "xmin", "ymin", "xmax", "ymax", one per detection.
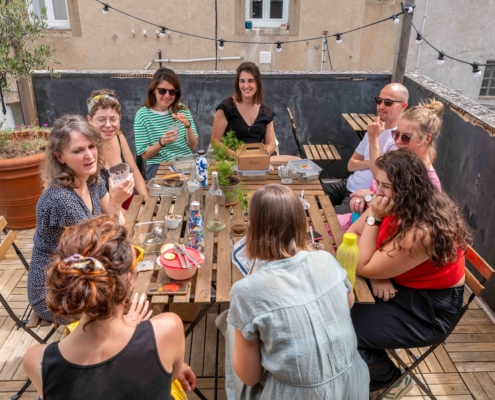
[{"xmin": 424, "ymin": 100, "xmax": 444, "ymax": 117}]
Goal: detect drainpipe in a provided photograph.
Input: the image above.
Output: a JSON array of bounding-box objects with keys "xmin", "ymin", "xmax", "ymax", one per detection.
[
  {"xmin": 321, "ymin": 31, "xmax": 328, "ymax": 71},
  {"xmin": 144, "ymin": 56, "xmax": 243, "ymax": 70},
  {"xmin": 415, "ymin": 0, "xmax": 430, "ymax": 73},
  {"xmin": 158, "ymin": 49, "xmax": 162, "ymax": 68}
]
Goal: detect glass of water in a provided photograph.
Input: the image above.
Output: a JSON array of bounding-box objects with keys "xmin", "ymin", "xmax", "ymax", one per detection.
[
  {"xmin": 109, "ymin": 163, "xmax": 130, "ymax": 184},
  {"xmin": 279, "ymin": 165, "xmax": 293, "ymax": 184}
]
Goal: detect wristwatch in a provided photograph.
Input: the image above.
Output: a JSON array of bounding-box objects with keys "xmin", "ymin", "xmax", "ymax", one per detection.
[
  {"xmin": 366, "ymin": 215, "xmax": 382, "ymax": 226},
  {"xmin": 365, "ymin": 194, "xmax": 373, "ymax": 203}
]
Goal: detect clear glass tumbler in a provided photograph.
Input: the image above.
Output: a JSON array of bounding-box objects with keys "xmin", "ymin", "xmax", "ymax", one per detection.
[
  {"xmin": 109, "ymin": 163, "xmax": 130, "ymax": 184},
  {"xmin": 279, "ymin": 165, "xmax": 293, "ymax": 184}
]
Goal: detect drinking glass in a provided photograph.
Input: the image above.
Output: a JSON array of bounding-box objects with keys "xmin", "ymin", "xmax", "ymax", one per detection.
[
  {"xmin": 109, "ymin": 163, "xmax": 130, "ymax": 184},
  {"xmin": 279, "ymin": 165, "xmax": 293, "ymax": 184}
]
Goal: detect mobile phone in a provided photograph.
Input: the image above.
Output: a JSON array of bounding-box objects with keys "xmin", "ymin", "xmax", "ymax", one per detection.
[
  {"xmin": 148, "ymin": 282, "xmax": 189, "ymax": 296},
  {"xmin": 306, "ymin": 231, "xmax": 323, "ymax": 242}
]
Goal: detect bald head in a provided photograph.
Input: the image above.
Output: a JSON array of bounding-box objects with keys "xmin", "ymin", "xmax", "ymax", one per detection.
[
  {"xmin": 376, "ymin": 83, "xmax": 409, "ymax": 128},
  {"xmin": 383, "ymin": 83, "xmax": 409, "ymax": 102}
]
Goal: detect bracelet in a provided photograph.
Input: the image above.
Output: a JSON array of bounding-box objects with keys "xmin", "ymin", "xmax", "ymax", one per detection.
[
  {"xmin": 184, "ymin": 123, "xmax": 191, "ymax": 129},
  {"xmin": 158, "ymin": 138, "xmax": 165, "ymax": 147}
]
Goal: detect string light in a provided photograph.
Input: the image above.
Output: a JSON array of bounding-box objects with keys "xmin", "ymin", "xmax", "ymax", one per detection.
[
  {"xmin": 218, "ymin": 39, "xmax": 225, "ymax": 50},
  {"xmin": 405, "ymin": 6, "xmax": 415, "ymax": 14},
  {"xmin": 276, "ymin": 42, "xmax": 282, "ymax": 52},
  {"xmin": 102, "ymin": 3, "xmax": 109, "ymax": 14},
  {"xmin": 437, "ymin": 51, "xmax": 445, "ymax": 65},
  {"xmin": 472, "ymin": 63, "xmax": 482, "ymax": 78},
  {"xmin": 415, "ymin": 33, "xmax": 423, "ymax": 44},
  {"xmin": 392, "ymin": 15, "xmax": 400, "ymax": 25},
  {"xmin": 159, "ymin": 27, "xmax": 166, "ymax": 38},
  {"xmin": 336, "ymin": 34, "xmax": 342, "ymax": 44}
]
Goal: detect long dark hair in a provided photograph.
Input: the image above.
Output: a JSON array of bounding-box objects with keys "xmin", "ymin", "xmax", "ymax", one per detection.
[
  {"xmin": 233, "ymin": 62, "xmax": 264, "ymax": 105},
  {"xmin": 376, "ymin": 149, "xmax": 471, "ymax": 266},
  {"xmin": 143, "ymin": 67, "xmax": 186, "ymax": 113}
]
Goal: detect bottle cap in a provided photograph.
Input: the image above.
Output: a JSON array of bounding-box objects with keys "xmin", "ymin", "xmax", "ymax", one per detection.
[
  {"xmin": 190, "ymin": 201, "xmax": 200, "ymax": 211},
  {"xmin": 342, "ymin": 233, "xmax": 357, "ymax": 246},
  {"xmin": 212, "ymin": 171, "xmax": 218, "ymax": 177},
  {"xmin": 198, "ymin": 150, "xmax": 206, "ymax": 155}
]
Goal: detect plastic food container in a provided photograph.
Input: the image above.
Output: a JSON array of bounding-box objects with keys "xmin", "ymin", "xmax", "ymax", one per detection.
[
  {"xmin": 147, "ymin": 177, "xmax": 187, "ymax": 197},
  {"xmin": 235, "ymin": 165, "xmax": 273, "ymax": 181},
  {"xmin": 171, "ymin": 154, "xmax": 196, "ymax": 173},
  {"xmin": 156, "ymin": 247, "xmax": 204, "ymax": 280},
  {"xmin": 133, "ymin": 221, "xmax": 166, "ymax": 252},
  {"xmin": 288, "ymin": 159, "xmax": 323, "ymax": 182}
]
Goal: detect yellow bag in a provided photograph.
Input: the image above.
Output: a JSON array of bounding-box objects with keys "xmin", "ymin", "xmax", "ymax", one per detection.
[{"xmin": 65, "ymin": 320, "xmax": 187, "ymax": 399}]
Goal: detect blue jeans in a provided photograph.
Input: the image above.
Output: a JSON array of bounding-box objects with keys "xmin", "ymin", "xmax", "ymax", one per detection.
[{"xmin": 145, "ymin": 163, "xmax": 160, "ymax": 180}]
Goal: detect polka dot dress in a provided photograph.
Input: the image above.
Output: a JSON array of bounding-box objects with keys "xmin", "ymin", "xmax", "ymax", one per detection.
[{"xmin": 28, "ymin": 177, "xmax": 107, "ymax": 322}]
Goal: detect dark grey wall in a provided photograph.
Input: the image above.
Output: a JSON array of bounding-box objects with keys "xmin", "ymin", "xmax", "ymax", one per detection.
[
  {"xmin": 405, "ymin": 77, "xmax": 495, "ymax": 311},
  {"xmin": 32, "ymin": 71, "xmax": 390, "ymax": 178}
]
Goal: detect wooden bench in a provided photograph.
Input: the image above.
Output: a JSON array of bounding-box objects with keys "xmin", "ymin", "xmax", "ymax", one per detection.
[{"xmin": 342, "ymin": 113, "xmax": 377, "ymax": 140}]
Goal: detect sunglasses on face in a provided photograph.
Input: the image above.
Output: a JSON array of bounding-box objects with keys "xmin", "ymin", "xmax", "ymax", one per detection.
[
  {"xmin": 374, "ymin": 97, "xmax": 403, "ymax": 107},
  {"xmin": 391, "ymin": 129, "xmax": 421, "ymax": 145},
  {"xmin": 130, "ymin": 245, "xmax": 145, "ymax": 270},
  {"xmin": 156, "ymin": 88, "xmax": 178, "ymax": 96}
]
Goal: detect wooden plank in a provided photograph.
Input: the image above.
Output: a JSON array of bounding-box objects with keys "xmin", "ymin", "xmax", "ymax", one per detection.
[
  {"xmin": 350, "ymin": 113, "xmax": 368, "ymax": 131},
  {"xmin": 303, "ymin": 145, "xmax": 314, "ymax": 160},
  {"xmin": 465, "ymin": 268, "xmax": 484, "ymax": 297},
  {"xmin": 447, "ymin": 334, "xmax": 495, "ymax": 343},
  {"xmin": 456, "ymin": 363, "xmax": 495, "ymax": 373},
  {"xmin": 354, "ymin": 276, "xmax": 375, "ymax": 304},
  {"xmin": 474, "ymin": 372, "xmax": 495, "ymax": 400},
  {"xmin": 418, "ymin": 346, "xmax": 444, "ymax": 373},
  {"xmin": 136, "ymin": 195, "xmax": 158, "ymax": 223},
  {"xmin": 319, "ymin": 195, "xmax": 343, "ymax": 247},
  {"xmin": 216, "ymin": 206, "xmax": 232, "ymax": 303},
  {"xmin": 367, "ymin": 114, "xmax": 377, "ymax": 121},
  {"xmin": 446, "ymin": 343, "xmax": 495, "ymax": 353},
  {"xmin": 466, "ymin": 246, "xmax": 494, "ymax": 281},
  {"xmin": 451, "ymin": 352, "xmax": 495, "ymax": 363},
  {"xmin": 203, "ymin": 313, "xmax": 219, "ymax": 376},
  {"xmin": 194, "ymin": 197, "xmax": 214, "ymax": 304},
  {"xmin": 308, "ymin": 145, "xmax": 321, "ymax": 160},
  {"xmin": 359, "ymin": 114, "xmax": 374, "ymax": 125},
  {"xmin": 329, "ymin": 145, "xmax": 342, "ymax": 161},
  {"xmin": 434, "ymin": 344, "xmax": 457, "ymax": 373},
  {"xmin": 315, "ymin": 145, "xmax": 330, "ymax": 160},
  {"xmin": 26, "ymin": 312, "xmax": 41, "ymax": 329},
  {"xmin": 0, "ymin": 231, "xmax": 16, "ymax": 263},
  {"xmin": 231, "ymin": 203, "xmax": 245, "ymax": 286},
  {"xmin": 342, "ymin": 113, "xmax": 362, "ymax": 132},
  {"xmin": 189, "ymin": 312, "xmax": 206, "ymax": 376},
  {"xmin": 306, "ymin": 195, "xmax": 333, "ymax": 254},
  {"xmin": 320, "ymin": 145, "xmax": 335, "ymax": 161},
  {"xmin": 460, "ymin": 373, "xmax": 490, "ymax": 400},
  {"xmin": 124, "ymin": 195, "xmax": 144, "ymax": 238},
  {"xmin": 454, "ymin": 325, "xmax": 495, "ymax": 334},
  {"xmin": 0, "ymin": 217, "xmax": 7, "ymax": 232}
]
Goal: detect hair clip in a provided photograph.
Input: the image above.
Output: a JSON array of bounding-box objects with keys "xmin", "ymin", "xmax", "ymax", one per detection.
[
  {"xmin": 87, "ymin": 94, "xmax": 117, "ymax": 113},
  {"xmin": 64, "ymin": 254, "xmax": 105, "ymax": 272}
]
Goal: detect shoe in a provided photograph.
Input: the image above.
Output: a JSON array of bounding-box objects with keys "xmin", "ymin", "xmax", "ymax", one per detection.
[{"xmin": 382, "ymin": 374, "xmax": 415, "ymax": 400}]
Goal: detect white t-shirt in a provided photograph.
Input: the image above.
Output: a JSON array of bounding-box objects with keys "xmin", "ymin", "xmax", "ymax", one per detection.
[{"xmin": 346, "ymin": 128, "xmax": 397, "ymax": 193}]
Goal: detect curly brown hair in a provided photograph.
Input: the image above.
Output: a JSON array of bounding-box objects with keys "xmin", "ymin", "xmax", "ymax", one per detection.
[
  {"xmin": 376, "ymin": 149, "xmax": 471, "ymax": 266},
  {"xmin": 86, "ymin": 88, "xmax": 121, "ymax": 117},
  {"xmin": 42, "ymin": 115, "xmax": 104, "ymax": 190},
  {"xmin": 47, "ymin": 215, "xmax": 134, "ymax": 329}
]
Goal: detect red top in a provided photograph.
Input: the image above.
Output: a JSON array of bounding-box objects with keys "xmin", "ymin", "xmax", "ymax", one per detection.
[{"xmin": 376, "ymin": 216, "xmax": 465, "ymax": 289}]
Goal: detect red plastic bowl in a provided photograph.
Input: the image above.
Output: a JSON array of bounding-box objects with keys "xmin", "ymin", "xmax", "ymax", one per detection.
[{"xmin": 157, "ymin": 247, "xmax": 204, "ymax": 280}]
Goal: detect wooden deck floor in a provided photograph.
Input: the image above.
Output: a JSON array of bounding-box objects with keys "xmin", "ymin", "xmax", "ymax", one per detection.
[{"xmin": 1, "ymin": 229, "xmax": 495, "ymax": 399}]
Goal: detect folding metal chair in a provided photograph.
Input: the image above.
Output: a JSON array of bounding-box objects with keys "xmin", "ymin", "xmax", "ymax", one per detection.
[
  {"xmin": 286, "ymin": 108, "xmax": 308, "ymax": 159},
  {"xmin": 377, "ymin": 245, "xmax": 495, "ymax": 400}
]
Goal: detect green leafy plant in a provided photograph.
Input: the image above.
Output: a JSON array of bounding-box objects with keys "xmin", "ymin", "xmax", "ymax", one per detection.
[
  {"xmin": 216, "ymin": 159, "xmax": 236, "ymax": 187},
  {"xmin": 222, "ymin": 130, "xmax": 244, "ymax": 152},
  {"xmin": 0, "ymin": 124, "xmax": 49, "ymax": 159},
  {"xmin": 232, "ymin": 187, "xmax": 249, "ymax": 213}
]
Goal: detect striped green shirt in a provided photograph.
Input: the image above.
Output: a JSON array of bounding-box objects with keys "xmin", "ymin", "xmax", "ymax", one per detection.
[{"xmin": 134, "ymin": 105, "xmax": 198, "ymax": 164}]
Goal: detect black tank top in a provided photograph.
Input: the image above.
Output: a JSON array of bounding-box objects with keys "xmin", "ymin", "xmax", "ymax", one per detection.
[
  {"xmin": 42, "ymin": 321, "xmax": 172, "ymax": 400},
  {"xmin": 101, "ymin": 135, "xmax": 125, "ymax": 191}
]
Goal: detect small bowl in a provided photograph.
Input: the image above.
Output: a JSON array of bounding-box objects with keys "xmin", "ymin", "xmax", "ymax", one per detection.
[
  {"xmin": 165, "ymin": 214, "xmax": 183, "ymax": 229},
  {"xmin": 157, "ymin": 247, "xmax": 203, "ymax": 280}
]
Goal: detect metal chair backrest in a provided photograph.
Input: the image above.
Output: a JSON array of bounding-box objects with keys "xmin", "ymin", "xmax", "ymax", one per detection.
[{"xmin": 286, "ymin": 108, "xmax": 307, "ymax": 159}]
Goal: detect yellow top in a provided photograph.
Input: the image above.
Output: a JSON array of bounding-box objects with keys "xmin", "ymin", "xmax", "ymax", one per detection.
[{"xmin": 342, "ymin": 232, "xmax": 357, "ymax": 246}]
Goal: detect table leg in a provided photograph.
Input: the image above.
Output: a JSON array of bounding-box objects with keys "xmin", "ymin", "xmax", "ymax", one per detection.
[
  {"xmin": 184, "ymin": 297, "xmax": 216, "ymax": 338},
  {"xmin": 214, "ymin": 304, "xmax": 221, "ymax": 400}
]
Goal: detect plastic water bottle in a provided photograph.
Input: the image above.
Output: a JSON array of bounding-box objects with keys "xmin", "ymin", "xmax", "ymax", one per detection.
[
  {"xmin": 336, "ymin": 233, "xmax": 360, "ymax": 288},
  {"xmin": 206, "ymin": 172, "xmax": 226, "ymax": 232},
  {"xmin": 196, "ymin": 150, "xmax": 209, "ymax": 189},
  {"xmin": 187, "ymin": 163, "xmax": 203, "ymax": 210},
  {"xmin": 186, "ymin": 201, "xmax": 204, "ymax": 253}
]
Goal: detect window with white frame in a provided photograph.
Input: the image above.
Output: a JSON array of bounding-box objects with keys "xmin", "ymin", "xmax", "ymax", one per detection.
[
  {"xmin": 479, "ymin": 61, "xmax": 495, "ymax": 97},
  {"xmin": 245, "ymin": 0, "xmax": 289, "ymax": 28},
  {"xmin": 29, "ymin": 0, "xmax": 70, "ymax": 29}
]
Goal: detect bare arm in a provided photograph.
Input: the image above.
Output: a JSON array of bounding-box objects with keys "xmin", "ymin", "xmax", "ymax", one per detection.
[
  {"xmin": 173, "ymin": 112, "xmax": 198, "ymax": 151},
  {"xmin": 348, "ymin": 291, "xmax": 355, "ymax": 308},
  {"xmin": 264, "ymin": 121, "xmax": 276, "ymax": 155},
  {"xmin": 120, "ymin": 135, "xmax": 148, "ymax": 200},
  {"xmin": 211, "ymin": 109, "xmax": 236, "ymax": 158},
  {"xmin": 100, "ymin": 175, "xmax": 134, "ymax": 225},
  {"xmin": 232, "ymin": 328, "xmax": 263, "ymax": 386},
  {"xmin": 22, "ymin": 344, "xmax": 47, "ymax": 396},
  {"xmin": 347, "ymin": 152, "xmax": 370, "ymax": 172},
  {"xmin": 367, "ymin": 116, "xmax": 385, "ymax": 178}
]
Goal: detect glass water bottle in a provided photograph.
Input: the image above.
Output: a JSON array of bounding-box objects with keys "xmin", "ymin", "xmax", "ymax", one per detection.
[{"xmin": 206, "ymin": 172, "xmax": 226, "ymax": 232}]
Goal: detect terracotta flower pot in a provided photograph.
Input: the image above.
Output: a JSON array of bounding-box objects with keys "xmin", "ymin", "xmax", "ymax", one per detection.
[{"xmin": 220, "ymin": 178, "xmax": 241, "ymax": 207}]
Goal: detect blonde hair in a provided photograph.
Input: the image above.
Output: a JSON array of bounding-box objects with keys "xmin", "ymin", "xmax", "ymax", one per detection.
[
  {"xmin": 402, "ymin": 99, "xmax": 444, "ymax": 161},
  {"xmin": 42, "ymin": 115, "xmax": 104, "ymax": 189}
]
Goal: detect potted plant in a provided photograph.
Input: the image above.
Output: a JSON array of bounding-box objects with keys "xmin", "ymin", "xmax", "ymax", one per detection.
[{"xmin": 0, "ymin": 0, "xmax": 58, "ymax": 229}]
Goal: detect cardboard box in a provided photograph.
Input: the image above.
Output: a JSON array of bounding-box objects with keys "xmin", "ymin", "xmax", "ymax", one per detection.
[{"xmin": 237, "ymin": 143, "xmax": 270, "ymax": 171}]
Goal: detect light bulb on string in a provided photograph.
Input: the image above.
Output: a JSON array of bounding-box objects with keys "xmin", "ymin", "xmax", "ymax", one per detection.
[
  {"xmin": 405, "ymin": 6, "xmax": 414, "ymax": 13},
  {"xmin": 336, "ymin": 34, "xmax": 342, "ymax": 44},
  {"xmin": 159, "ymin": 27, "xmax": 166, "ymax": 38},
  {"xmin": 276, "ymin": 42, "xmax": 282, "ymax": 52},
  {"xmin": 218, "ymin": 39, "xmax": 225, "ymax": 50},
  {"xmin": 415, "ymin": 33, "xmax": 423, "ymax": 45},
  {"xmin": 392, "ymin": 15, "xmax": 400, "ymax": 25},
  {"xmin": 472, "ymin": 63, "xmax": 482, "ymax": 78},
  {"xmin": 437, "ymin": 51, "xmax": 445, "ymax": 65},
  {"xmin": 102, "ymin": 4, "xmax": 109, "ymax": 14}
]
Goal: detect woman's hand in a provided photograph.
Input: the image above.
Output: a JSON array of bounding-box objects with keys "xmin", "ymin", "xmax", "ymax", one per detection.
[
  {"xmin": 172, "ymin": 112, "xmax": 191, "ymax": 128},
  {"xmin": 350, "ymin": 195, "xmax": 366, "ymax": 213},
  {"xmin": 124, "ymin": 293, "xmax": 153, "ymax": 326},
  {"xmin": 367, "ymin": 115, "xmax": 385, "ymax": 142},
  {"xmin": 177, "ymin": 363, "xmax": 197, "ymax": 391},
  {"xmin": 369, "ymin": 195, "xmax": 394, "ymax": 221},
  {"xmin": 109, "ymin": 173, "xmax": 135, "ymax": 205},
  {"xmin": 370, "ymin": 278, "xmax": 398, "ymax": 301},
  {"xmin": 160, "ymin": 129, "xmax": 179, "ymax": 146}
]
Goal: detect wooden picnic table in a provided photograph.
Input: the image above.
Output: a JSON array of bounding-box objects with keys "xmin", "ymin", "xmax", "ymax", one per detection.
[
  {"xmin": 125, "ymin": 161, "xmax": 374, "ymax": 314},
  {"xmin": 342, "ymin": 113, "xmax": 377, "ymax": 140}
]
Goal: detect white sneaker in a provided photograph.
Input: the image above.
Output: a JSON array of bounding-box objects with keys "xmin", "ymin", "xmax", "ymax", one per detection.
[{"xmin": 383, "ymin": 374, "xmax": 415, "ymax": 400}]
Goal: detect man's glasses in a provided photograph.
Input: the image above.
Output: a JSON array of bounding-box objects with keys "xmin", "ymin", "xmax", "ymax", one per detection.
[
  {"xmin": 130, "ymin": 245, "xmax": 145, "ymax": 270},
  {"xmin": 374, "ymin": 97, "xmax": 403, "ymax": 107},
  {"xmin": 94, "ymin": 117, "xmax": 120, "ymax": 127},
  {"xmin": 391, "ymin": 129, "xmax": 420, "ymax": 145},
  {"xmin": 157, "ymin": 88, "xmax": 178, "ymax": 96}
]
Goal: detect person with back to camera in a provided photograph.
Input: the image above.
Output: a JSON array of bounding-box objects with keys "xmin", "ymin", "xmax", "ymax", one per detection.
[
  {"xmin": 87, "ymin": 88, "xmax": 148, "ymax": 209},
  {"xmin": 347, "ymin": 149, "xmax": 471, "ymax": 399},
  {"xmin": 211, "ymin": 62, "xmax": 277, "ymax": 159},
  {"xmin": 28, "ymin": 115, "xmax": 134, "ymax": 323},
  {"xmin": 23, "ymin": 215, "xmax": 196, "ymax": 400},
  {"xmin": 338, "ymin": 99, "xmax": 444, "ymax": 231},
  {"xmin": 223, "ymin": 184, "xmax": 369, "ymax": 399},
  {"xmin": 134, "ymin": 67, "xmax": 199, "ymax": 180}
]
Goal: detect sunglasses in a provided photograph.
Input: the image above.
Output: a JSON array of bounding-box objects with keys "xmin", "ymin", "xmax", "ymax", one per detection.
[
  {"xmin": 130, "ymin": 245, "xmax": 145, "ymax": 270},
  {"xmin": 391, "ymin": 129, "xmax": 420, "ymax": 145},
  {"xmin": 374, "ymin": 97, "xmax": 403, "ymax": 107},
  {"xmin": 156, "ymin": 88, "xmax": 178, "ymax": 96}
]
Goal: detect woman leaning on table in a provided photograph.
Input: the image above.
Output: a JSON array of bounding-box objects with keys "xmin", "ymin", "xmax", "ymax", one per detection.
[
  {"xmin": 134, "ymin": 67, "xmax": 198, "ymax": 180},
  {"xmin": 211, "ymin": 61, "xmax": 277, "ymax": 159},
  {"xmin": 23, "ymin": 215, "xmax": 196, "ymax": 400},
  {"xmin": 348, "ymin": 149, "xmax": 471, "ymax": 399},
  {"xmin": 28, "ymin": 115, "xmax": 134, "ymax": 323}
]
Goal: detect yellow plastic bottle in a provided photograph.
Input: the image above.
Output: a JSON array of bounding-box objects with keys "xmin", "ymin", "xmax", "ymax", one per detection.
[{"xmin": 336, "ymin": 233, "xmax": 360, "ymax": 288}]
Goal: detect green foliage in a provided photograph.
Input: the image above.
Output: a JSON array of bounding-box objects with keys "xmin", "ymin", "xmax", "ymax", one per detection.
[
  {"xmin": 232, "ymin": 187, "xmax": 249, "ymax": 213},
  {"xmin": 0, "ymin": 0, "xmax": 59, "ymax": 93},
  {"xmin": 216, "ymin": 160, "xmax": 236, "ymax": 187},
  {"xmin": 0, "ymin": 125, "xmax": 49, "ymax": 159},
  {"xmin": 222, "ymin": 130, "xmax": 244, "ymax": 152},
  {"xmin": 211, "ymin": 141, "xmax": 229, "ymax": 162}
]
